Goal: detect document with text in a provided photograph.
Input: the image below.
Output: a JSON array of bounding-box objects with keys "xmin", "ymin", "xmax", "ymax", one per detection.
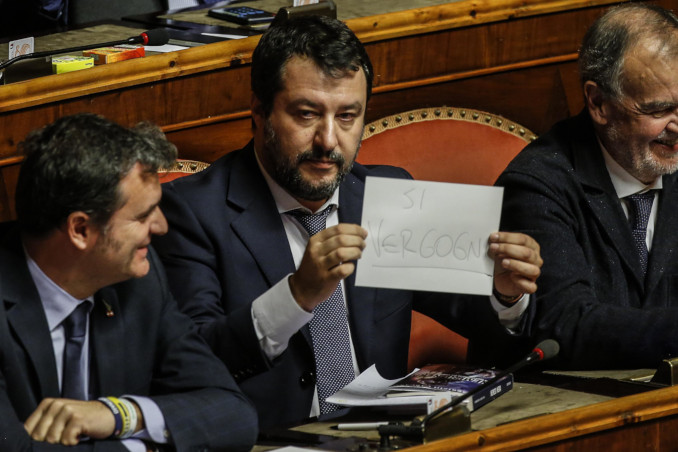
[{"xmin": 356, "ymin": 177, "xmax": 503, "ymax": 295}]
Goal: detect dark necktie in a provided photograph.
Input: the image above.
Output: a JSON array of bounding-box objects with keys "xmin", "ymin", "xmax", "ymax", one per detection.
[
  {"xmin": 626, "ymin": 191, "xmax": 655, "ymax": 276},
  {"xmin": 287, "ymin": 206, "xmax": 355, "ymax": 414},
  {"xmin": 62, "ymin": 301, "xmax": 91, "ymax": 400}
]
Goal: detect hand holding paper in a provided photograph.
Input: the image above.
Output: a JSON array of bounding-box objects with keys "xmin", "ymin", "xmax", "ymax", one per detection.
[
  {"xmin": 489, "ymin": 231, "xmax": 543, "ymax": 300},
  {"xmin": 355, "ymin": 177, "xmax": 542, "ymax": 297}
]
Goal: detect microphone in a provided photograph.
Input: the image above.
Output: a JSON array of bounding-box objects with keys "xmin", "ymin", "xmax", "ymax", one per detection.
[
  {"xmin": 127, "ymin": 29, "xmax": 171, "ymax": 46},
  {"xmin": 0, "ymin": 29, "xmax": 170, "ymax": 71},
  {"xmin": 378, "ymin": 339, "xmax": 560, "ymax": 444}
]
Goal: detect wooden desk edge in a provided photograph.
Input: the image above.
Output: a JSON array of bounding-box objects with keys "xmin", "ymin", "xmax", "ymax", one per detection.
[
  {"xmin": 408, "ymin": 384, "xmax": 678, "ymax": 451},
  {"xmin": 0, "ymin": 0, "xmax": 619, "ymax": 113}
]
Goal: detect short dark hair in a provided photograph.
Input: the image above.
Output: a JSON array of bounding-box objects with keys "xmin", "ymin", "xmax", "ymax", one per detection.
[
  {"xmin": 16, "ymin": 113, "xmax": 177, "ymax": 237},
  {"xmin": 251, "ymin": 14, "xmax": 373, "ymax": 117},
  {"xmin": 579, "ymin": 3, "xmax": 678, "ymax": 100}
]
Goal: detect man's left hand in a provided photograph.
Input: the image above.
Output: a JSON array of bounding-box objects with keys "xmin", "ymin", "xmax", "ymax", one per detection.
[
  {"xmin": 488, "ymin": 232, "xmax": 542, "ymax": 301},
  {"xmin": 24, "ymin": 398, "xmax": 116, "ymax": 446}
]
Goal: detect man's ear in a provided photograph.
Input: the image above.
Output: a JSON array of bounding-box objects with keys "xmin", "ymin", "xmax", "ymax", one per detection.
[
  {"xmin": 251, "ymin": 94, "xmax": 265, "ymax": 130},
  {"xmin": 584, "ymin": 81, "xmax": 610, "ymax": 126},
  {"xmin": 65, "ymin": 211, "xmax": 98, "ymax": 251}
]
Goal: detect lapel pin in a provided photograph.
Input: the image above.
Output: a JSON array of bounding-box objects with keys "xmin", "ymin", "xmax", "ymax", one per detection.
[{"xmin": 102, "ymin": 299, "xmax": 115, "ymax": 317}]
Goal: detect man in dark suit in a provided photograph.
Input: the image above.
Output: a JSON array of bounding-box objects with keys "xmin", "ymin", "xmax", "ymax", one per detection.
[
  {"xmin": 0, "ymin": 114, "xmax": 258, "ymax": 451},
  {"xmin": 496, "ymin": 3, "xmax": 678, "ymax": 369},
  {"xmin": 154, "ymin": 15, "xmax": 543, "ymax": 429}
]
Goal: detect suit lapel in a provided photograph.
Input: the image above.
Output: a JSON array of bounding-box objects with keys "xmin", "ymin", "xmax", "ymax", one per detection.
[
  {"xmin": 339, "ymin": 171, "xmax": 378, "ymax": 372},
  {"xmin": 1, "ymin": 234, "xmax": 60, "ymax": 399},
  {"xmin": 227, "ymin": 146, "xmax": 297, "ymax": 287},
  {"xmin": 645, "ymin": 173, "xmax": 678, "ymax": 295},
  {"xmin": 573, "ymin": 115, "xmax": 644, "ymax": 288},
  {"xmin": 90, "ymin": 287, "xmax": 125, "ymax": 396}
]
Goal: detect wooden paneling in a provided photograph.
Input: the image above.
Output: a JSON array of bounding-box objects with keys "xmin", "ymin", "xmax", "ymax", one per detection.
[{"xmin": 0, "ymin": 0, "xmax": 676, "ymax": 220}]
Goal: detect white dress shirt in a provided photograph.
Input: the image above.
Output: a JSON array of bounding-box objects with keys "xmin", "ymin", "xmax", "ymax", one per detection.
[
  {"xmin": 25, "ymin": 251, "xmax": 168, "ymax": 452},
  {"xmin": 600, "ymin": 145, "xmax": 662, "ymax": 250}
]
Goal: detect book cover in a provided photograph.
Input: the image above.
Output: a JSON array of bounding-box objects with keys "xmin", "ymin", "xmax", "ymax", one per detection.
[{"xmin": 388, "ymin": 364, "xmax": 513, "ymax": 411}]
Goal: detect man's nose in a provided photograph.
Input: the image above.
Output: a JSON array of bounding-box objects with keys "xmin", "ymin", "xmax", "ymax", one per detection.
[
  {"xmin": 314, "ymin": 117, "xmax": 339, "ymax": 152},
  {"xmin": 151, "ymin": 207, "xmax": 168, "ymax": 236}
]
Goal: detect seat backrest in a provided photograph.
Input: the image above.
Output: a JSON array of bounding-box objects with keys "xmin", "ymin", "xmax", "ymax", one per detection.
[
  {"xmin": 158, "ymin": 159, "xmax": 210, "ymax": 184},
  {"xmin": 358, "ymin": 107, "xmax": 536, "ymax": 370},
  {"xmin": 358, "ymin": 107, "xmax": 536, "ymax": 186}
]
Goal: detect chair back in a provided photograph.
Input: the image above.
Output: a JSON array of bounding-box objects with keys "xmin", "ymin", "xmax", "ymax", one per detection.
[
  {"xmin": 358, "ymin": 107, "xmax": 536, "ymax": 185},
  {"xmin": 159, "ymin": 159, "xmax": 210, "ymax": 183}
]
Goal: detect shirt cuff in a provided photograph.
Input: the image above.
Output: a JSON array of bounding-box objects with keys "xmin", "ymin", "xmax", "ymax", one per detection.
[
  {"xmin": 121, "ymin": 439, "xmax": 147, "ymax": 452},
  {"xmin": 124, "ymin": 395, "xmax": 170, "ymax": 445},
  {"xmin": 252, "ymin": 274, "xmax": 314, "ymax": 359},
  {"xmin": 490, "ymin": 293, "xmax": 529, "ymax": 330}
]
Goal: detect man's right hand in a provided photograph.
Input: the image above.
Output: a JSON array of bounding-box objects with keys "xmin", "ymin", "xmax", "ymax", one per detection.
[
  {"xmin": 289, "ymin": 223, "xmax": 367, "ymax": 312},
  {"xmin": 24, "ymin": 398, "xmax": 115, "ymax": 446}
]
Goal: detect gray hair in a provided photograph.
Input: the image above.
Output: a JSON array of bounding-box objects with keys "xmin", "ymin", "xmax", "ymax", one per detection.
[{"xmin": 579, "ymin": 3, "xmax": 678, "ymax": 100}]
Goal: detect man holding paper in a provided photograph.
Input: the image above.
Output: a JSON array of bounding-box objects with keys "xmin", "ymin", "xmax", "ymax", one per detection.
[{"xmin": 154, "ymin": 15, "xmax": 542, "ymax": 429}]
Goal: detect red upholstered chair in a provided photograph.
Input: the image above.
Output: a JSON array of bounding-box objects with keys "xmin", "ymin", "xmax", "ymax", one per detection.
[
  {"xmin": 357, "ymin": 106, "xmax": 536, "ymax": 370},
  {"xmin": 159, "ymin": 159, "xmax": 210, "ymax": 183}
]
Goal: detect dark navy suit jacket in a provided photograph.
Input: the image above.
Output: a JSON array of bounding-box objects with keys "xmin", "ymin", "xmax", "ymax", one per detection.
[
  {"xmin": 0, "ymin": 228, "xmax": 258, "ymax": 451},
  {"xmin": 154, "ymin": 143, "xmax": 515, "ymax": 429},
  {"xmin": 496, "ymin": 111, "xmax": 678, "ymax": 369}
]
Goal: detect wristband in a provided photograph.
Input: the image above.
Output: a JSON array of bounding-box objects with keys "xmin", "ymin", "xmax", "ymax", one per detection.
[
  {"xmin": 493, "ymin": 288, "xmax": 523, "ymax": 307},
  {"xmin": 98, "ymin": 396, "xmax": 138, "ymax": 439},
  {"xmin": 118, "ymin": 397, "xmax": 138, "ymax": 439},
  {"xmin": 98, "ymin": 397, "xmax": 123, "ymax": 438}
]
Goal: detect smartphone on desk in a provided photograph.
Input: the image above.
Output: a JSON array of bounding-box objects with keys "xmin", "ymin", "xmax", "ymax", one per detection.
[{"xmin": 208, "ymin": 6, "xmax": 275, "ymax": 25}]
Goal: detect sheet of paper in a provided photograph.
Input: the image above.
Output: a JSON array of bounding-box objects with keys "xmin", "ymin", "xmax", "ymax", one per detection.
[
  {"xmin": 356, "ymin": 177, "xmax": 503, "ymax": 295},
  {"xmin": 270, "ymin": 447, "xmax": 317, "ymax": 452},
  {"xmin": 325, "ymin": 365, "xmax": 417, "ymax": 405},
  {"xmin": 201, "ymin": 32, "xmax": 249, "ymax": 40},
  {"xmin": 144, "ymin": 44, "xmax": 189, "ymax": 53}
]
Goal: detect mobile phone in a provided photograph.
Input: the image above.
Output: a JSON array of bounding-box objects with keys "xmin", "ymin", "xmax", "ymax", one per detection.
[{"xmin": 208, "ymin": 6, "xmax": 275, "ymax": 25}]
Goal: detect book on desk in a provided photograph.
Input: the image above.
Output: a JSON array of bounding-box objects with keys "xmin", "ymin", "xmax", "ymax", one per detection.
[
  {"xmin": 326, "ymin": 363, "xmax": 513, "ymax": 414},
  {"xmin": 388, "ymin": 364, "xmax": 513, "ymax": 412}
]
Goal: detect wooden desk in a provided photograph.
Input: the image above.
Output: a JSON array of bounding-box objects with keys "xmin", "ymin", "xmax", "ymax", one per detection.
[
  {"xmin": 267, "ymin": 375, "xmax": 678, "ymax": 451},
  {"xmin": 412, "ymin": 384, "xmax": 678, "ymax": 451},
  {"xmin": 0, "ymin": 0, "xmax": 676, "ymax": 221}
]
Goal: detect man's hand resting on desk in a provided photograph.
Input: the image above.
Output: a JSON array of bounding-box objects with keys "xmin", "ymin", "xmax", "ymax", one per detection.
[
  {"xmin": 24, "ymin": 397, "xmax": 144, "ymax": 445},
  {"xmin": 488, "ymin": 232, "xmax": 542, "ymax": 303}
]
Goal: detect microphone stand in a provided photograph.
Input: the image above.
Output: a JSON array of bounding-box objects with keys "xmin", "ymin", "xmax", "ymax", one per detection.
[{"xmin": 0, "ymin": 32, "xmax": 165, "ymax": 71}]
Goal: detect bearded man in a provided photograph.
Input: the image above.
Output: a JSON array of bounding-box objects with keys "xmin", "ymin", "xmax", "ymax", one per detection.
[
  {"xmin": 154, "ymin": 15, "xmax": 542, "ymax": 429},
  {"xmin": 496, "ymin": 3, "xmax": 678, "ymax": 369}
]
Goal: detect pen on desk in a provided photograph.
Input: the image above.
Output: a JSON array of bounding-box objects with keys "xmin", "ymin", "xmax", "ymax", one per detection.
[{"xmin": 333, "ymin": 422, "xmax": 389, "ymax": 431}]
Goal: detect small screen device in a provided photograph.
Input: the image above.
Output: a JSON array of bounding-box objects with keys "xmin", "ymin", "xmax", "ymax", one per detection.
[{"xmin": 208, "ymin": 6, "xmax": 275, "ymax": 25}]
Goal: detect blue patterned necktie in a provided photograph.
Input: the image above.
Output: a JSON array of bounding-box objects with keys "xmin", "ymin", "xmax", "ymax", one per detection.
[
  {"xmin": 626, "ymin": 191, "xmax": 655, "ymax": 276},
  {"xmin": 287, "ymin": 206, "xmax": 355, "ymax": 414},
  {"xmin": 62, "ymin": 301, "xmax": 91, "ymax": 400}
]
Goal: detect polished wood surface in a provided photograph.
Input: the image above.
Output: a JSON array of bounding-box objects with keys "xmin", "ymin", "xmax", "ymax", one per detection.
[
  {"xmin": 0, "ymin": 0, "xmax": 676, "ymax": 220},
  {"xmin": 408, "ymin": 384, "xmax": 678, "ymax": 451},
  {"xmin": 264, "ymin": 373, "xmax": 676, "ymax": 451}
]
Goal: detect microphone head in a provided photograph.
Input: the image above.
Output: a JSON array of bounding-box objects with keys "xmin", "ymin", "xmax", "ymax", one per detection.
[
  {"xmin": 140, "ymin": 29, "xmax": 170, "ymax": 46},
  {"xmin": 533, "ymin": 339, "xmax": 560, "ymax": 361}
]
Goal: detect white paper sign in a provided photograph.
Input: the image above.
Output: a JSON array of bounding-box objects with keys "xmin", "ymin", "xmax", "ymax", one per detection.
[{"xmin": 356, "ymin": 177, "xmax": 503, "ymax": 295}]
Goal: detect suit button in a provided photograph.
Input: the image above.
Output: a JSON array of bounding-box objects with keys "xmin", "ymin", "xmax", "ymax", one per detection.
[{"xmin": 299, "ymin": 371, "xmax": 316, "ymax": 387}]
